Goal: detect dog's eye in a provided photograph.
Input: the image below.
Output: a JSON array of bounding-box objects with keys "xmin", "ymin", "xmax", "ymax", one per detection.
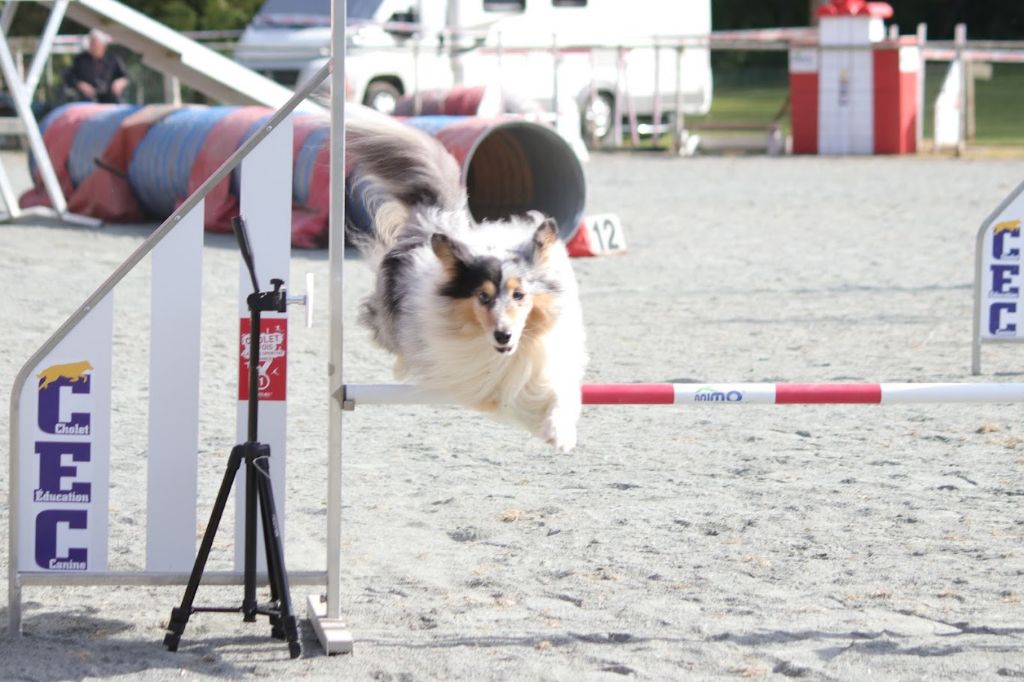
[
  {"xmin": 478, "ymin": 292, "xmax": 492, "ymax": 305},
  {"xmin": 512, "ymin": 290, "xmax": 525, "ymax": 301}
]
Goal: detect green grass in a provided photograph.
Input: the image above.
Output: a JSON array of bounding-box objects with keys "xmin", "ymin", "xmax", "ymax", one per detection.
[
  {"xmin": 654, "ymin": 61, "xmax": 1024, "ymax": 148},
  {"xmin": 923, "ymin": 62, "xmax": 1024, "ymax": 146},
  {"xmin": 687, "ymin": 66, "xmax": 791, "ymax": 129},
  {"xmin": 689, "ymin": 85, "xmax": 791, "ymax": 127}
]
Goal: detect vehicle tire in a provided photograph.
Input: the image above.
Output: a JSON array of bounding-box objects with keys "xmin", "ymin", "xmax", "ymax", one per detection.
[
  {"xmin": 581, "ymin": 92, "xmax": 615, "ymax": 145},
  {"xmin": 363, "ymin": 80, "xmax": 401, "ymax": 115}
]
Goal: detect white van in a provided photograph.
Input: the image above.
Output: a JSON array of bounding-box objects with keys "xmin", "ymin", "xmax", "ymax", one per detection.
[
  {"xmin": 233, "ymin": 0, "xmax": 333, "ymax": 86},
  {"xmin": 235, "ymin": 0, "xmax": 713, "ymax": 139}
]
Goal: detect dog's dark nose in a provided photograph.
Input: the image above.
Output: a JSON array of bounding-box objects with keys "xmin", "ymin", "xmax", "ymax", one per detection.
[{"xmin": 494, "ymin": 330, "xmax": 512, "ymax": 345}]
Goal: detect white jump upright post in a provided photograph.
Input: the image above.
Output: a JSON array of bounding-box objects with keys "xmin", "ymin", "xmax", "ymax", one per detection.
[
  {"xmin": 14, "ymin": 297, "xmax": 115, "ymax": 575},
  {"xmin": 146, "ymin": 206, "xmax": 204, "ymax": 571},
  {"xmin": 234, "ymin": 116, "xmax": 293, "ymax": 572},
  {"xmin": 7, "ymin": 62, "xmax": 348, "ymax": 653},
  {"xmin": 973, "ymin": 179, "xmax": 1024, "ymax": 374},
  {"xmin": 306, "ymin": 0, "xmax": 355, "ymax": 655},
  {"xmin": 0, "ymin": 0, "xmax": 73, "ymax": 219}
]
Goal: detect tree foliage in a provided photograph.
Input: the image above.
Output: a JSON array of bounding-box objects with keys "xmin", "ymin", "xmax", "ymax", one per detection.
[
  {"xmin": 10, "ymin": 0, "xmax": 265, "ymax": 35},
  {"xmin": 9, "ymin": 1, "xmax": 1022, "ymax": 40},
  {"xmin": 119, "ymin": 0, "xmax": 266, "ymax": 32},
  {"xmin": 888, "ymin": 0, "xmax": 1023, "ymax": 40},
  {"xmin": 710, "ymin": 0, "xmax": 1024, "ymax": 39}
]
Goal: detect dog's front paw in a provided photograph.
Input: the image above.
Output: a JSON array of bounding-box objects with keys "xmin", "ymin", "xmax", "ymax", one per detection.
[{"xmin": 541, "ymin": 411, "xmax": 578, "ymax": 453}]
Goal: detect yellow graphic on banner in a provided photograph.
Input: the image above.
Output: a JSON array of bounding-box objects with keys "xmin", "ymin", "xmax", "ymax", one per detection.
[
  {"xmin": 37, "ymin": 361, "xmax": 94, "ymax": 391},
  {"xmin": 994, "ymin": 219, "xmax": 1021, "ymax": 235}
]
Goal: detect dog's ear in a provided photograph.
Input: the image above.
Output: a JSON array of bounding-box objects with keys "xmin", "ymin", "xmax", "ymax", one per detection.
[
  {"xmin": 432, "ymin": 233, "xmax": 468, "ymax": 274},
  {"xmin": 531, "ymin": 218, "xmax": 559, "ymax": 258}
]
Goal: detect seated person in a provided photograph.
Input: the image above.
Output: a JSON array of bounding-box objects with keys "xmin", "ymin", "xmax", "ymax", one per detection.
[{"xmin": 63, "ymin": 29, "xmax": 129, "ymax": 103}]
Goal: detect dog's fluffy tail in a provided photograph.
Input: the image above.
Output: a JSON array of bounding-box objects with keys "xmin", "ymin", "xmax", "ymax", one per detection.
[{"xmin": 346, "ymin": 106, "xmax": 466, "ymax": 259}]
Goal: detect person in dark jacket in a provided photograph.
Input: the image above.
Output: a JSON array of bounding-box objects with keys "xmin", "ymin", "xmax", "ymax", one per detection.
[{"xmin": 63, "ymin": 29, "xmax": 129, "ymax": 103}]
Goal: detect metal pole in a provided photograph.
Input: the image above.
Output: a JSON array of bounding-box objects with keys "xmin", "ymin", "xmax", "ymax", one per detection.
[
  {"xmin": 327, "ymin": 0, "xmax": 346, "ymax": 625},
  {"xmin": 671, "ymin": 45, "xmax": 684, "ymax": 155},
  {"xmin": 0, "ymin": 24, "xmax": 68, "ymax": 214},
  {"xmin": 587, "ymin": 47, "xmax": 597, "ymax": 148},
  {"xmin": 915, "ymin": 23, "xmax": 926, "ymax": 152},
  {"xmin": 0, "ymin": 1, "xmax": 17, "ymax": 34},
  {"xmin": 163, "ymin": 74, "xmax": 182, "ymax": 106},
  {"xmin": 652, "ymin": 37, "xmax": 661, "ymax": 147},
  {"xmin": 0, "ymin": 161, "xmax": 20, "ymax": 219},
  {"xmin": 446, "ymin": 0, "xmax": 462, "ymax": 86},
  {"xmin": 242, "ymin": 304, "xmax": 261, "ymax": 620},
  {"xmin": 496, "ymin": 30, "xmax": 503, "ymax": 94},
  {"xmin": 624, "ymin": 50, "xmax": 639, "ymax": 148},
  {"xmin": 551, "ymin": 32, "xmax": 559, "ymax": 121},
  {"xmin": 412, "ymin": 32, "xmax": 421, "ymax": 115},
  {"xmin": 965, "ymin": 43, "xmax": 976, "ymax": 143},
  {"xmin": 972, "ymin": 222, "xmax": 984, "ymax": 375},
  {"xmin": 24, "ymin": 0, "xmax": 68, "ymax": 98},
  {"xmin": 954, "ymin": 23, "xmax": 967, "ymax": 156},
  {"xmin": 613, "ymin": 46, "xmax": 623, "ymax": 147}
]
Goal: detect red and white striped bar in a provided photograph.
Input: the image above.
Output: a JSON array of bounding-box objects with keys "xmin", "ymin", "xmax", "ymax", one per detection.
[{"xmin": 344, "ymin": 383, "xmax": 1024, "ymax": 406}]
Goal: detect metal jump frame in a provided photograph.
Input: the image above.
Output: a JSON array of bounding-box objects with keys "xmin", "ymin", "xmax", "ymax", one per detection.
[{"xmin": 8, "ymin": 2, "xmax": 350, "ymax": 650}]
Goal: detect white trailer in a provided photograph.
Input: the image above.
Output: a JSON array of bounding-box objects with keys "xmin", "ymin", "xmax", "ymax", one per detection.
[{"xmin": 235, "ymin": 0, "xmax": 713, "ymax": 140}]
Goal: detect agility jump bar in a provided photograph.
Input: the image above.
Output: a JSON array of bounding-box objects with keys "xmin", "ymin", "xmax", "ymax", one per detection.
[{"xmin": 343, "ymin": 382, "xmax": 1024, "ymax": 407}]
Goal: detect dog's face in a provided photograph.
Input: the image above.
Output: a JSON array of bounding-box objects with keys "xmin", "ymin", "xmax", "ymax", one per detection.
[{"xmin": 433, "ymin": 219, "xmax": 561, "ymax": 354}]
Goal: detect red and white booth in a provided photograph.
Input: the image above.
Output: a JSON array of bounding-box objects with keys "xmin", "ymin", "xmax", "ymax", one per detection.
[{"xmin": 789, "ymin": 0, "xmax": 920, "ymax": 155}]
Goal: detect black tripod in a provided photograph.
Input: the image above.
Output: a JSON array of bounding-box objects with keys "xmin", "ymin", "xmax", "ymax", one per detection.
[{"xmin": 163, "ymin": 216, "xmax": 301, "ymax": 659}]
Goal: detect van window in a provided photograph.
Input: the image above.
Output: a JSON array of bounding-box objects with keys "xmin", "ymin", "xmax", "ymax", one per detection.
[
  {"xmin": 484, "ymin": 0, "xmax": 526, "ymax": 12},
  {"xmin": 251, "ymin": 0, "xmax": 330, "ymax": 27},
  {"xmin": 553, "ymin": 0, "xmax": 587, "ymax": 5},
  {"xmin": 349, "ymin": 0, "xmax": 386, "ymax": 21},
  {"xmin": 251, "ymin": 0, "xmax": 383, "ymax": 26}
]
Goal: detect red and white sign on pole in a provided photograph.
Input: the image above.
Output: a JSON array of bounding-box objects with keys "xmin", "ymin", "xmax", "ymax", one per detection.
[
  {"xmin": 788, "ymin": 0, "xmax": 920, "ymax": 155},
  {"xmin": 238, "ymin": 318, "xmax": 288, "ymax": 402},
  {"xmin": 234, "ymin": 115, "xmax": 293, "ymax": 570}
]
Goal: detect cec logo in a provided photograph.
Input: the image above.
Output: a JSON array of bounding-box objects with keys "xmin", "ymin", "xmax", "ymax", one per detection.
[
  {"xmin": 32, "ymin": 361, "xmax": 95, "ymax": 570},
  {"xmin": 693, "ymin": 386, "xmax": 744, "ymax": 402},
  {"xmin": 988, "ymin": 219, "xmax": 1022, "ymax": 336}
]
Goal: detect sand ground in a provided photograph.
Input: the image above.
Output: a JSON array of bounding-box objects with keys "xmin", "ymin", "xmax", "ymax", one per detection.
[{"xmin": 2, "ymin": 150, "xmax": 1024, "ymax": 680}]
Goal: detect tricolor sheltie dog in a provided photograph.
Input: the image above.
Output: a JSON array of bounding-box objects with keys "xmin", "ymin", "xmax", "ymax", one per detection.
[{"xmin": 346, "ymin": 108, "xmax": 587, "ymax": 452}]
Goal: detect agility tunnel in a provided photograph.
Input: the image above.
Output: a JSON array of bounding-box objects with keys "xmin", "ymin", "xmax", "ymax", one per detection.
[
  {"xmin": 392, "ymin": 84, "xmax": 543, "ymax": 118},
  {"xmin": 20, "ymin": 102, "xmax": 586, "ymax": 248}
]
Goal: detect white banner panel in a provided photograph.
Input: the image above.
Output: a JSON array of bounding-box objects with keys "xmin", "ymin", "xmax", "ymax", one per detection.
[
  {"xmin": 17, "ymin": 293, "xmax": 114, "ymax": 573},
  {"xmin": 146, "ymin": 202, "xmax": 204, "ymax": 571},
  {"xmin": 977, "ymin": 191, "xmax": 1024, "ymax": 340},
  {"xmin": 235, "ymin": 114, "xmax": 293, "ymax": 570},
  {"xmin": 818, "ymin": 49, "xmax": 874, "ymax": 155},
  {"xmin": 788, "ymin": 48, "xmax": 818, "ymax": 75}
]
